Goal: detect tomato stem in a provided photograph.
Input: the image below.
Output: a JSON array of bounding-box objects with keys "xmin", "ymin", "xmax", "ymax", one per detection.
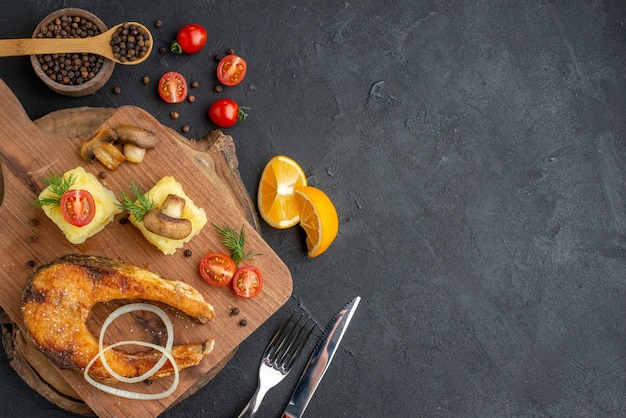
[
  {"xmin": 170, "ymin": 41, "xmax": 183, "ymax": 54},
  {"xmin": 238, "ymin": 106, "xmax": 249, "ymax": 122}
]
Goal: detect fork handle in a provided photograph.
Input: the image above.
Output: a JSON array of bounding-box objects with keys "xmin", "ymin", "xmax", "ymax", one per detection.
[{"xmin": 237, "ymin": 383, "xmax": 267, "ymax": 418}]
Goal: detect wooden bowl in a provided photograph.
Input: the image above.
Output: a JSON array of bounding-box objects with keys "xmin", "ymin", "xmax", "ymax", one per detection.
[{"xmin": 30, "ymin": 8, "xmax": 115, "ymax": 97}]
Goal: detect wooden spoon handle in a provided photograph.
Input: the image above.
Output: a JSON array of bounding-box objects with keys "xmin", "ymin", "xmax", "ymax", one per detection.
[{"xmin": 0, "ymin": 37, "xmax": 110, "ymax": 58}]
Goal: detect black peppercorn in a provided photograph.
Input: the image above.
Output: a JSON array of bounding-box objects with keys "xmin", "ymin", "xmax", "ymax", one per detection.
[
  {"xmin": 26, "ymin": 260, "xmax": 35, "ymax": 268},
  {"xmin": 119, "ymin": 217, "xmax": 129, "ymax": 225},
  {"xmin": 226, "ymin": 48, "xmax": 235, "ymax": 55},
  {"xmin": 230, "ymin": 307, "xmax": 240, "ymax": 316},
  {"xmin": 98, "ymin": 171, "xmax": 106, "ymax": 179},
  {"xmin": 239, "ymin": 319, "xmax": 248, "ymax": 326},
  {"xmin": 155, "ymin": 20, "xmax": 163, "ymax": 28},
  {"xmin": 187, "ymin": 95, "xmax": 195, "ymax": 103},
  {"xmin": 182, "ymin": 125, "xmax": 190, "ymax": 133},
  {"xmin": 183, "ymin": 249, "xmax": 193, "ymax": 257},
  {"xmin": 113, "ymin": 86, "xmax": 121, "ymax": 94},
  {"xmin": 191, "ymin": 80, "xmax": 199, "ymax": 88},
  {"xmin": 214, "ymin": 84, "xmax": 223, "ymax": 93},
  {"xmin": 142, "ymin": 76, "xmax": 150, "ymax": 84},
  {"xmin": 35, "ymin": 15, "xmax": 105, "ymax": 86},
  {"xmin": 170, "ymin": 111, "xmax": 179, "ymax": 119}
]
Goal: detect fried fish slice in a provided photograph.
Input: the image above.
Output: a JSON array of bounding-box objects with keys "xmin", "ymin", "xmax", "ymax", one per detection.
[{"xmin": 21, "ymin": 254, "xmax": 215, "ymax": 382}]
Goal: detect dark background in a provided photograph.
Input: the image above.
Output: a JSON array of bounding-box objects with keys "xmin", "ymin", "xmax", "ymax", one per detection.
[{"xmin": 1, "ymin": 1, "xmax": 625, "ymax": 417}]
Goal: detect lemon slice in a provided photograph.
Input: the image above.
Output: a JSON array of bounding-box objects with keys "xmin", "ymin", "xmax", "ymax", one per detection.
[
  {"xmin": 257, "ymin": 155, "xmax": 307, "ymax": 229},
  {"xmin": 295, "ymin": 186, "xmax": 338, "ymax": 258}
]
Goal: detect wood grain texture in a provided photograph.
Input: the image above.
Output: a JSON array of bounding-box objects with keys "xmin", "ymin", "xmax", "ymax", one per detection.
[{"xmin": 0, "ymin": 80, "xmax": 290, "ymax": 417}]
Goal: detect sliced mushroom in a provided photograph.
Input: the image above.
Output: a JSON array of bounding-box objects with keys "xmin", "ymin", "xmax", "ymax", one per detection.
[
  {"xmin": 80, "ymin": 128, "xmax": 125, "ymax": 170},
  {"xmin": 143, "ymin": 194, "xmax": 193, "ymax": 240},
  {"xmin": 122, "ymin": 143, "xmax": 147, "ymax": 163},
  {"xmin": 113, "ymin": 125, "xmax": 159, "ymax": 149}
]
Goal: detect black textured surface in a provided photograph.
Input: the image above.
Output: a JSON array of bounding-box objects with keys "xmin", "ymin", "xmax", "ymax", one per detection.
[{"xmin": 1, "ymin": 1, "xmax": 625, "ymax": 417}]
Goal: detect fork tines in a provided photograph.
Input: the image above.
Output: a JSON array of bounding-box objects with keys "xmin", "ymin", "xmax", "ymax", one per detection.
[{"xmin": 265, "ymin": 312, "xmax": 314, "ymax": 373}]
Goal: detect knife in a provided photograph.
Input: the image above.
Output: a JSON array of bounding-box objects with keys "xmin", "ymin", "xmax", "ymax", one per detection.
[{"xmin": 282, "ymin": 296, "xmax": 361, "ymax": 418}]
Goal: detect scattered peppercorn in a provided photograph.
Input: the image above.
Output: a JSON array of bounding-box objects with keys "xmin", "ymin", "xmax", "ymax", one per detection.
[
  {"xmin": 35, "ymin": 15, "xmax": 105, "ymax": 86},
  {"xmin": 27, "ymin": 236, "xmax": 37, "ymax": 243},
  {"xmin": 98, "ymin": 171, "xmax": 107, "ymax": 179},
  {"xmin": 29, "ymin": 219, "xmax": 39, "ymax": 227},
  {"xmin": 170, "ymin": 111, "xmax": 179, "ymax": 119},
  {"xmin": 191, "ymin": 80, "xmax": 199, "ymax": 88},
  {"xmin": 230, "ymin": 307, "xmax": 240, "ymax": 316},
  {"xmin": 239, "ymin": 319, "xmax": 248, "ymax": 326},
  {"xmin": 182, "ymin": 125, "xmax": 190, "ymax": 133},
  {"xmin": 154, "ymin": 20, "xmax": 163, "ymax": 28},
  {"xmin": 183, "ymin": 249, "xmax": 193, "ymax": 257},
  {"xmin": 214, "ymin": 54, "xmax": 222, "ymax": 62},
  {"xmin": 187, "ymin": 95, "xmax": 195, "ymax": 103},
  {"xmin": 119, "ymin": 217, "xmax": 129, "ymax": 225},
  {"xmin": 214, "ymin": 84, "xmax": 223, "ymax": 93},
  {"xmin": 113, "ymin": 86, "xmax": 121, "ymax": 94},
  {"xmin": 226, "ymin": 48, "xmax": 235, "ymax": 55},
  {"xmin": 109, "ymin": 22, "xmax": 151, "ymax": 63},
  {"xmin": 142, "ymin": 76, "xmax": 150, "ymax": 84},
  {"xmin": 26, "ymin": 260, "xmax": 35, "ymax": 268},
  {"xmin": 159, "ymin": 46, "xmax": 167, "ymax": 55}
]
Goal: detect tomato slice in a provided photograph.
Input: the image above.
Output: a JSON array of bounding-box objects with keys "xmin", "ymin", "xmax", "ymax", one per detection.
[
  {"xmin": 232, "ymin": 265, "xmax": 263, "ymax": 298},
  {"xmin": 217, "ymin": 55, "xmax": 247, "ymax": 86},
  {"xmin": 199, "ymin": 253, "xmax": 237, "ymax": 286},
  {"xmin": 158, "ymin": 71, "xmax": 188, "ymax": 103},
  {"xmin": 60, "ymin": 189, "xmax": 96, "ymax": 227}
]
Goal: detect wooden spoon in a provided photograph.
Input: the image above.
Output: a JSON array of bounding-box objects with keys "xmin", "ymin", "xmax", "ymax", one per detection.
[{"xmin": 0, "ymin": 22, "xmax": 153, "ymax": 65}]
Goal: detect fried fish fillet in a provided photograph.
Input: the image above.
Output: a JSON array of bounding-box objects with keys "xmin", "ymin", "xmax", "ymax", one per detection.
[{"xmin": 21, "ymin": 254, "xmax": 215, "ymax": 382}]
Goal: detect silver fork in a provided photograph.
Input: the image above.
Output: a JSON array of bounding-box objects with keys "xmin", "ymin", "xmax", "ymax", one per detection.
[{"xmin": 238, "ymin": 312, "xmax": 313, "ymax": 418}]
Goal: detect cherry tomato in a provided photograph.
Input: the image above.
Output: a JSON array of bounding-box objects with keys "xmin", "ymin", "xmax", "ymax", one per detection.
[
  {"xmin": 232, "ymin": 265, "xmax": 263, "ymax": 298},
  {"xmin": 171, "ymin": 24, "xmax": 207, "ymax": 54},
  {"xmin": 158, "ymin": 71, "xmax": 187, "ymax": 103},
  {"xmin": 199, "ymin": 252, "xmax": 237, "ymax": 286},
  {"xmin": 217, "ymin": 55, "xmax": 247, "ymax": 86},
  {"xmin": 208, "ymin": 98, "xmax": 248, "ymax": 128},
  {"xmin": 60, "ymin": 189, "xmax": 96, "ymax": 227}
]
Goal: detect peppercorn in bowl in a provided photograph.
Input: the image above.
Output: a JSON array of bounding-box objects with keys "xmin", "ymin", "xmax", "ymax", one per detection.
[{"xmin": 30, "ymin": 8, "xmax": 115, "ymax": 97}]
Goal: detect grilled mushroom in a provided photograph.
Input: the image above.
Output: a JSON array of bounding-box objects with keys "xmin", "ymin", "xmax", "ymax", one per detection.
[
  {"xmin": 113, "ymin": 125, "xmax": 159, "ymax": 164},
  {"xmin": 143, "ymin": 194, "xmax": 192, "ymax": 240},
  {"xmin": 80, "ymin": 128, "xmax": 125, "ymax": 170}
]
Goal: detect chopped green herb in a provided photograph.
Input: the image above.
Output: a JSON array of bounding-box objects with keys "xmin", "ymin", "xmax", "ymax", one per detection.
[
  {"xmin": 214, "ymin": 224, "xmax": 258, "ymax": 266},
  {"xmin": 117, "ymin": 183, "xmax": 155, "ymax": 222},
  {"xmin": 33, "ymin": 173, "xmax": 76, "ymax": 208}
]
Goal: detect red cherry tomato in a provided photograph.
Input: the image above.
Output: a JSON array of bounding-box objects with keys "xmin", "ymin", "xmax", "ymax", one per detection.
[
  {"xmin": 208, "ymin": 98, "xmax": 247, "ymax": 128},
  {"xmin": 232, "ymin": 265, "xmax": 263, "ymax": 298},
  {"xmin": 171, "ymin": 24, "xmax": 207, "ymax": 54},
  {"xmin": 158, "ymin": 71, "xmax": 187, "ymax": 103},
  {"xmin": 217, "ymin": 55, "xmax": 247, "ymax": 86},
  {"xmin": 60, "ymin": 189, "xmax": 96, "ymax": 227},
  {"xmin": 199, "ymin": 252, "xmax": 237, "ymax": 286}
]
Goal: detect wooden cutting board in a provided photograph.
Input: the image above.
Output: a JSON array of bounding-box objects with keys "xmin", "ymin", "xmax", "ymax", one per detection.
[{"xmin": 0, "ymin": 80, "xmax": 292, "ymax": 417}]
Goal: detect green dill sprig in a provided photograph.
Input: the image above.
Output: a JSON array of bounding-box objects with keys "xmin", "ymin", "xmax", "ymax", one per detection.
[
  {"xmin": 117, "ymin": 182, "xmax": 155, "ymax": 222},
  {"xmin": 214, "ymin": 224, "xmax": 258, "ymax": 266},
  {"xmin": 33, "ymin": 173, "xmax": 76, "ymax": 208}
]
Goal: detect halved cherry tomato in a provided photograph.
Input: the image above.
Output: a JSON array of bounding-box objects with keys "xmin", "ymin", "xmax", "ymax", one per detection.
[
  {"xmin": 60, "ymin": 189, "xmax": 95, "ymax": 227},
  {"xmin": 208, "ymin": 98, "xmax": 247, "ymax": 128},
  {"xmin": 232, "ymin": 265, "xmax": 263, "ymax": 298},
  {"xmin": 171, "ymin": 24, "xmax": 207, "ymax": 54},
  {"xmin": 217, "ymin": 55, "xmax": 247, "ymax": 86},
  {"xmin": 158, "ymin": 71, "xmax": 187, "ymax": 103},
  {"xmin": 199, "ymin": 252, "xmax": 237, "ymax": 286}
]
